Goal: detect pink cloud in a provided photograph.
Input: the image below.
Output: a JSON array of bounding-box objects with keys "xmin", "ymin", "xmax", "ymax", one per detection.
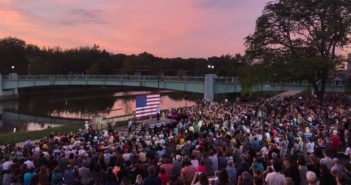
[{"xmin": 0, "ymin": 0, "xmax": 270, "ymax": 58}]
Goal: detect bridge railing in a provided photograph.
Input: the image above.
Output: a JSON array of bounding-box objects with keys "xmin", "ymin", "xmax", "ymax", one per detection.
[
  {"xmin": 3, "ymin": 75, "xmax": 345, "ymax": 86},
  {"xmin": 4, "ymin": 75, "xmax": 206, "ymax": 82},
  {"xmin": 214, "ymin": 77, "xmax": 240, "ymax": 83},
  {"xmin": 267, "ymin": 80, "xmax": 344, "ymax": 87}
]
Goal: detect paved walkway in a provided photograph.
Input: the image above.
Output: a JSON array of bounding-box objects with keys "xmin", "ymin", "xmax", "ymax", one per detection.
[{"xmin": 273, "ymin": 90, "xmax": 303, "ymax": 99}]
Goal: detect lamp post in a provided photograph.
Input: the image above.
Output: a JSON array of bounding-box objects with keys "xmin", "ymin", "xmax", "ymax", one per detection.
[
  {"xmin": 207, "ymin": 65, "xmax": 214, "ymax": 69},
  {"xmin": 207, "ymin": 65, "xmax": 214, "ymax": 74},
  {"xmin": 11, "ymin": 65, "xmax": 15, "ymax": 74},
  {"xmin": 10, "ymin": 66, "xmax": 15, "ymax": 79}
]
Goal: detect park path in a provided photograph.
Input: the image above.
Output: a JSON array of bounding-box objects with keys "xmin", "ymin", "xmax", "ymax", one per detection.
[{"xmin": 273, "ymin": 90, "xmax": 303, "ymax": 99}]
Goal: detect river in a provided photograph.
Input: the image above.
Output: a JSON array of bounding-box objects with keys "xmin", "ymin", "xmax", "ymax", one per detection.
[{"xmin": 0, "ymin": 87, "xmax": 199, "ymax": 133}]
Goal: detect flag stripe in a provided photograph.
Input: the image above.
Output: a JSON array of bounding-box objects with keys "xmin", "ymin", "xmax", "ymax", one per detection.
[
  {"xmin": 135, "ymin": 94, "xmax": 160, "ymax": 118},
  {"xmin": 136, "ymin": 112, "xmax": 157, "ymax": 117},
  {"xmin": 136, "ymin": 105, "xmax": 158, "ymax": 110},
  {"xmin": 147, "ymin": 98, "xmax": 160, "ymax": 101},
  {"xmin": 147, "ymin": 95, "xmax": 160, "ymax": 98},
  {"xmin": 136, "ymin": 109, "xmax": 157, "ymax": 112},
  {"xmin": 147, "ymin": 102, "xmax": 160, "ymax": 105}
]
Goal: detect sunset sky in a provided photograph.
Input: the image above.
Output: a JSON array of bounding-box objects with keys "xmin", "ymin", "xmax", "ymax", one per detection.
[{"xmin": 0, "ymin": 0, "xmax": 271, "ymax": 58}]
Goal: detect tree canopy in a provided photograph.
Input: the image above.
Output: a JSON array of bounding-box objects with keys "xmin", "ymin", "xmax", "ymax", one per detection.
[
  {"xmin": 0, "ymin": 37, "xmax": 245, "ymax": 77},
  {"xmin": 245, "ymin": 0, "xmax": 351, "ymax": 100}
]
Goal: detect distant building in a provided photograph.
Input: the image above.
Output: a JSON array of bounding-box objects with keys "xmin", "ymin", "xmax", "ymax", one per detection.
[{"xmin": 335, "ymin": 53, "xmax": 351, "ymax": 79}]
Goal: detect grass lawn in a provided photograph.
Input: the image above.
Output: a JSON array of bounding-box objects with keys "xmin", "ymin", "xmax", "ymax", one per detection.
[{"xmin": 0, "ymin": 123, "xmax": 84, "ymax": 145}]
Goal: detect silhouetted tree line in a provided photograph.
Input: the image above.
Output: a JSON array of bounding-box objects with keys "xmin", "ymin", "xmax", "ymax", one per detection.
[{"xmin": 0, "ymin": 37, "xmax": 247, "ymax": 76}]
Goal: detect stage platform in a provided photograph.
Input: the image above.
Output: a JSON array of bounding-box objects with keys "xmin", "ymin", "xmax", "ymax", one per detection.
[
  {"xmin": 115, "ymin": 118, "xmax": 177, "ymax": 133},
  {"xmin": 138, "ymin": 118, "xmax": 177, "ymax": 128}
]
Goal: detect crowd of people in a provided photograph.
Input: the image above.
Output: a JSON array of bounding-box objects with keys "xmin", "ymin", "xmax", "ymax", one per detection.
[{"xmin": 1, "ymin": 94, "xmax": 351, "ymax": 185}]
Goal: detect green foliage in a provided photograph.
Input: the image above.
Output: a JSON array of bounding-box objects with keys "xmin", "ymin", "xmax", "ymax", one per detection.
[
  {"xmin": 0, "ymin": 37, "xmax": 27, "ymax": 74},
  {"xmin": 0, "ymin": 123, "xmax": 83, "ymax": 145},
  {"xmin": 239, "ymin": 63, "xmax": 271, "ymax": 94},
  {"xmin": 86, "ymin": 58, "xmax": 114, "ymax": 75},
  {"xmin": 0, "ymin": 37, "xmax": 249, "ymax": 76},
  {"xmin": 245, "ymin": 0, "xmax": 351, "ymax": 100}
]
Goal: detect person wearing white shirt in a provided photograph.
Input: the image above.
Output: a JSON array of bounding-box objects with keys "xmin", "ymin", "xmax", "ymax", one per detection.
[
  {"xmin": 209, "ymin": 152, "xmax": 218, "ymax": 172},
  {"xmin": 265, "ymin": 132, "xmax": 271, "ymax": 141},
  {"xmin": 345, "ymin": 145, "xmax": 351, "ymax": 156},
  {"xmin": 265, "ymin": 161, "xmax": 285, "ymax": 185},
  {"xmin": 79, "ymin": 149, "xmax": 87, "ymax": 157},
  {"xmin": 306, "ymin": 139, "xmax": 315, "ymax": 155},
  {"xmin": 2, "ymin": 158, "xmax": 13, "ymax": 172},
  {"xmin": 122, "ymin": 152, "xmax": 132, "ymax": 162},
  {"xmin": 260, "ymin": 144, "xmax": 269, "ymax": 158},
  {"xmin": 64, "ymin": 149, "xmax": 72, "ymax": 158},
  {"xmin": 24, "ymin": 159, "xmax": 35, "ymax": 169},
  {"xmin": 24, "ymin": 139, "xmax": 33, "ymax": 147}
]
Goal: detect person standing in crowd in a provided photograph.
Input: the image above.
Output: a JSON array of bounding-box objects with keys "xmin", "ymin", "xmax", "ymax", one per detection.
[
  {"xmin": 218, "ymin": 169, "xmax": 233, "ymax": 185},
  {"xmin": 157, "ymin": 105, "xmax": 161, "ymax": 121},
  {"xmin": 181, "ymin": 158, "xmax": 196, "ymax": 185},
  {"xmin": 38, "ymin": 166, "xmax": 50, "ymax": 185},
  {"xmin": 191, "ymin": 172, "xmax": 209, "ymax": 185},
  {"xmin": 209, "ymin": 150, "xmax": 218, "ymax": 173},
  {"xmin": 329, "ymin": 130, "xmax": 341, "ymax": 156},
  {"xmin": 226, "ymin": 160, "xmax": 237, "ymax": 184},
  {"xmin": 320, "ymin": 149, "xmax": 333, "ymax": 170},
  {"xmin": 306, "ymin": 139, "xmax": 315, "ymax": 155},
  {"xmin": 51, "ymin": 167, "xmax": 63, "ymax": 185},
  {"xmin": 2, "ymin": 164, "xmax": 15, "ymax": 185},
  {"xmin": 265, "ymin": 161, "xmax": 285, "ymax": 185},
  {"xmin": 63, "ymin": 165, "xmax": 75, "ymax": 185},
  {"xmin": 135, "ymin": 174, "xmax": 144, "ymax": 185},
  {"xmin": 78, "ymin": 162, "xmax": 91, "ymax": 185},
  {"xmin": 128, "ymin": 119, "xmax": 133, "ymax": 133},
  {"xmin": 144, "ymin": 166, "xmax": 161, "ymax": 185},
  {"xmin": 159, "ymin": 168, "xmax": 169, "ymax": 185},
  {"xmin": 172, "ymin": 155, "xmax": 183, "ymax": 178},
  {"xmin": 23, "ymin": 167, "xmax": 37, "ymax": 185},
  {"xmin": 237, "ymin": 171, "xmax": 251, "ymax": 185},
  {"xmin": 201, "ymin": 153, "xmax": 213, "ymax": 175},
  {"xmin": 306, "ymin": 171, "xmax": 318, "ymax": 185},
  {"xmin": 319, "ymin": 164, "xmax": 337, "ymax": 185},
  {"xmin": 298, "ymin": 157, "xmax": 308, "ymax": 185}
]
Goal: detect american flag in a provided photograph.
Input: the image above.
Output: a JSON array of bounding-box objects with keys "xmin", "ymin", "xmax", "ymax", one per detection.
[{"xmin": 135, "ymin": 94, "xmax": 160, "ymax": 118}]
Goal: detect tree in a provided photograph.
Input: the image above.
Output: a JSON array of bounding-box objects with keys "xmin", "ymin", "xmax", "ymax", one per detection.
[
  {"xmin": 0, "ymin": 37, "xmax": 28, "ymax": 74},
  {"xmin": 245, "ymin": 0, "xmax": 351, "ymax": 100},
  {"xmin": 86, "ymin": 58, "xmax": 114, "ymax": 75},
  {"xmin": 240, "ymin": 63, "xmax": 271, "ymax": 94}
]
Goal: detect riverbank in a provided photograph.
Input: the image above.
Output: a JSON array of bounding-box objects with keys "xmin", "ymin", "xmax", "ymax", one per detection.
[
  {"xmin": 0, "ymin": 123, "xmax": 84, "ymax": 145},
  {"xmin": 0, "ymin": 108, "xmax": 177, "ymax": 146}
]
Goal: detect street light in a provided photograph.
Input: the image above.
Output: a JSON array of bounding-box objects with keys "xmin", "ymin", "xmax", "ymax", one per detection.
[
  {"xmin": 11, "ymin": 65, "xmax": 15, "ymax": 73},
  {"xmin": 207, "ymin": 65, "xmax": 214, "ymax": 69}
]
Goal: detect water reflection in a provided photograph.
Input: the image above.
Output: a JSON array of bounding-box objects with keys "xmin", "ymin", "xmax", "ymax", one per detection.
[
  {"xmin": 0, "ymin": 88, "xmax": 198, "ymax": 133},
  {"xmin": 49, "ymin": 90, "xmax": 196, "ymax": 119}
]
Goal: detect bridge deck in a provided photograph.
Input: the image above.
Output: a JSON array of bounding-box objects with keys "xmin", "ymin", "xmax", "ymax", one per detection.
[{"xmin": 0, "ymin": 75, "xmax": 345, "ymax": 94}]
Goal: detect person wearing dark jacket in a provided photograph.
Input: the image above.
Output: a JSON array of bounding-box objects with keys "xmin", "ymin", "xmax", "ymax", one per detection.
[
  {"xmin": 144, "ymin": 166, "xmax": 161, "ymax": 185},
  {"xmin": 319, "ymin": 164, "xmax": 337, "ymax": 185}
]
